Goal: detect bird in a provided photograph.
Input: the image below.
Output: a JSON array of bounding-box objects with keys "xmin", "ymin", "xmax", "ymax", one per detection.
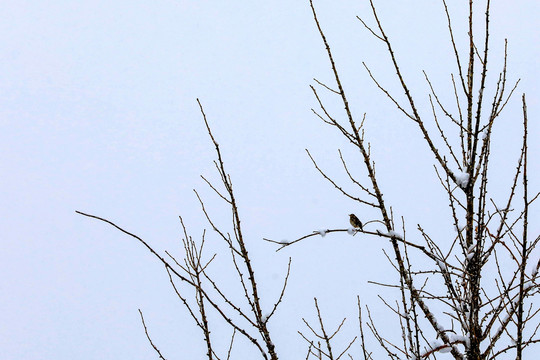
[{"xmin": 349, "ymin": 214, "xmax": 363, "ymax": 231}]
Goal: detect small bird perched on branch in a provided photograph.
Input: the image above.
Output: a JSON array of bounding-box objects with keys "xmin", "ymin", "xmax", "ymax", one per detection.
[{"xmin": 349, "ymin": 214, "xmax": 363, "ymax": 231}]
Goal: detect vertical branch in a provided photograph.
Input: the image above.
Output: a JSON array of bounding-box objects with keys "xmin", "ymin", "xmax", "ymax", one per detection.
[
  {"xmin": 139, "ymin": 309, "xmax": 168, "ymax": 360},
  {"xmin": 180, "ymin": 218, "xmax": 214, "ymax": 360},
  {"xmin": 314, "ymin": 299, "xmax": 335, "ymax": 360},
  {"xmin": 442, "ymin": 0, "xmax": 467, "ymax": 93},
  {"xmin": 309, "ymin": 1, "xmax": 467, "ymax": 358},
  {"xmin": 470, "ymin": 0, "xmax": 492, "ymax": 182},
  {"xmin": 516, "ymin": 94, "xmax": 528, "ymax": 359},
  {"xmin": 466, "ymin": 0, "xmax": 475, "ymax": 158},
  {"xmin": 357, "ymin": 297, "xmax": 371, "ymax": 360},
  {"xmin": 197, "ymin": 99, "xmax": 278, "ymax": 360},
  {"xmin": 463, "ymin": 2, "xmax": 486, "ymax": 359}
]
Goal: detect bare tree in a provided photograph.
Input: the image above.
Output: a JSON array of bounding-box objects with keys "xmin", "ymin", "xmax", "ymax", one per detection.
[{"xmin": 77, "ymin": 1, "xmax": 538, "ymax": 359}]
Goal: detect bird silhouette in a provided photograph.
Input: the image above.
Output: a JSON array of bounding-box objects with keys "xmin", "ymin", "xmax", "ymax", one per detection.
[{"xmin": 349, "ymin": 214, "xmax": 363, "ymax": 231}]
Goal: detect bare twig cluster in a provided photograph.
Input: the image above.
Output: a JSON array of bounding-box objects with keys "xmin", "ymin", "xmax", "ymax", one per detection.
[
  {"xmin": 77, "ymin": 1, "xmax": 537, "ymax": 359},
  {"xmin": 299, "ymin": 298, "xmax": 357, "ymax": 360},
  {"xmin": 77, "ymin": 100, "xmax": 292, "ymax": 360},
  {"xmin": 264, "ymin": 0, "xmax": 538, "ymax": 359}
]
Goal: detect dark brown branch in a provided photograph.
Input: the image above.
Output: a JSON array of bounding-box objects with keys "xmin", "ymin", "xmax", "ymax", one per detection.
[
  {"xmin": 306, "ymin": 149, "xmax": 378, "ymax": 208},
  {"xmin": 516, "ymin": 94, "xmax": 529, "ymax": 359},
  {"xmin": 139, "ymin": 309, "xmax": 168, "ymax": 360}
]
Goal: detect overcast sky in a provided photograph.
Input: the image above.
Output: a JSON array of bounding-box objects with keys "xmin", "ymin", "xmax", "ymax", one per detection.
[{"xmin": 1, "ymin": 1, "xmax": 539, "ymax": 359}]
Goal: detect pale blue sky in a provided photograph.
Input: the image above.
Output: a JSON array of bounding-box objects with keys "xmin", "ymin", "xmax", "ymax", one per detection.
[{"xmin": 1, "ymin": 1, "xmax": 538, "ymax": 358}]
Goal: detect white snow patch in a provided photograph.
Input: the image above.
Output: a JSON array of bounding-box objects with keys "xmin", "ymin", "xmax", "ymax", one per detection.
[
  {"xmin": 454, "ymin": 171, "xmax": 470, "ymax": 188},
  {"xmin": 347, "ymin": 227, "xmax": 355, "ymax": 235},
  {"xmin": 439, "ymin": 346, "xmax": 452, "ymax": 353},
  {"xmin": 317, "ymin": 229, "xmax": 327, "ymax": 237},
  {"xmin": 532, "ymin": 264, "xmax": 539, "ymax": 278},
  {"xmin": 401, "ymin": 312, "xmax": 410, "ymax": 319},
  {"xmin": 388, "ymin": 230, "xmax": 403, "ymax": 239},
  {"xmin": 437, "ymin": 259, "xmax": 447, "ymax": 271},
  {"xmin": 450, "ymin": 334, "xmax": 469, "ymax": 347}
]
